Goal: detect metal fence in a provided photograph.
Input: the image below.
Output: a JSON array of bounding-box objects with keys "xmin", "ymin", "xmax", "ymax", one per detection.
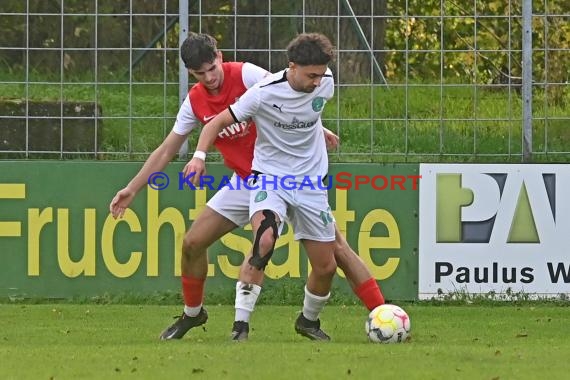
[{"xmin": 0, "ymin": 0, "xmax": 568, "ymax": 162}]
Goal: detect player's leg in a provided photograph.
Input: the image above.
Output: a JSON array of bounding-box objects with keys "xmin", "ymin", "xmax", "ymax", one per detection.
[
  {"xmin": 232, "ymin": 184, "xmax": 286, "ymax": 340},
  {"xmin": 223, "ymin": 180, "xmax": 279, "ymax": 340},
  {"xmin": 160, "ymin": 179, "xmax": 243, "ymax": 340},
  {"xmin": 304, "ymin": 240, "xmax": 337, "ymax": 295},
  {"xmin": 232, "ymin": 209, "xmax": 283, "ymax": 340},
  {"xmin": 289, "ymin": 189, "xmax": 337, "ymax": 341},
  {"xmin": 231, "ymin": 251, "xmax": 265, "ymax": 341},
  {"xmin": 180, "ymin": 205, "xmax": 238, "ymax": 308},
  {"xmin": 333, "ymin": 225, "xmax": 385, "ymax": 310},
  {"xmin": 296, "ymin": 239, "xmax": 337, "ymax": 341}
]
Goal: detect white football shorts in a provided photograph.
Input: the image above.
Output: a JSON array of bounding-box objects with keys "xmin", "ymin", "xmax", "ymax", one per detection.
[
  {"xmin": 206, "ymin": 173, "xmax": 250, "ymax": 227},
  {"xmin": 206, "ymin": 173, "xmax": 286, "ymax": 237},
  {"xmin": 248, "ymin": 174, "xmax": 335, "ymax": 242}
]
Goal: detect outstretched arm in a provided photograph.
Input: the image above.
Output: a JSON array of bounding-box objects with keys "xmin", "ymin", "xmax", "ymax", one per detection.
[{"xmin": 109, "ymin": 131, "xmax": 188, "ymax": 218}]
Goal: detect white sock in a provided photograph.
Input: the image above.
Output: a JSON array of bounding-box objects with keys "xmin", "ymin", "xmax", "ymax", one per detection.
[
  {"xmin": 184, "ymin": 304, "xmax": 202, "ymax": 317},
  {"xmin": 234, "ymin": 281, "xmax": 262, "ymax": 323},
  {"xmin": 302, "ymin": 286, "xmax": 330, "ymax": 321}
]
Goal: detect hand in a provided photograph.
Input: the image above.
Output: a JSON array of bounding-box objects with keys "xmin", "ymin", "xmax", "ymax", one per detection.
[
  {"xmin": 109, "ymin": 187, "xmax": 136, "ymax": 219},
  {"xmin": 183, "ymin": 157, "xmax": 206, "ymax": 186},
  {"xmin": 323, "ymin": 128, "xmax": 339, "ymax": 150}
]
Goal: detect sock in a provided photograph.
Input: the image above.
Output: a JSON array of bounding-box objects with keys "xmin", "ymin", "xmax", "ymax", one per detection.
[
  {"xmin": 181, "ymin": 275, "xmax": 205, "ymax": 317},
  {"xmin": 354, "ymin": 278, "xmax": 385, "ymax": 311},
  {"xmin": 234, "ymin": 281, "xmax": 262, "ymax": 323},
  {"xmin": 302, "ymin": 286, "xmax": 330, "ymax": 321},
  {"xmin": 184, "ymin": 305, "xmax": 202, "ymax": 317}
]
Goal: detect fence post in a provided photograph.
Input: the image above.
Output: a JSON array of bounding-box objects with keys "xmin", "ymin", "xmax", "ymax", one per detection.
[
  {"xmin": 522, "ymin": 0, "xmax": 533, "ymax": 162},
  {"xmin": 178, "ymin": 0, "xmax": 189, "ymax": 159}
]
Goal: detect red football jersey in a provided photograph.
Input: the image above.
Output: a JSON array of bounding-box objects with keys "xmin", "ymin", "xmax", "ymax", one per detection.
[{"xmin": 189, "ymin": 62, "xmax": 256, "ymax": 179}]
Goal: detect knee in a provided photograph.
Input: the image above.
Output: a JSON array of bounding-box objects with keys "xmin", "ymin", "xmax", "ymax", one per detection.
[
  {"xmin": 182, "ymin": 232, "xmax": 207, "ymax": 258},
  {"xmin": 313, "ymin": 256, "xmax": 337, "ymax": 278},
  {"xmin": 249, "ymin": 216, "xmax": 279, "ymax": 270},
  {"xmin": 254, "ymin": 229, "xmax": 277, "ymax": 255}
]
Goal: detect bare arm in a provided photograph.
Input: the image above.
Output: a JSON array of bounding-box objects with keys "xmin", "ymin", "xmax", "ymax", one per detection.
[
  {"xmin": 322, "ymin": 127, "xmax": 339, "ymax": 150},
  {"xmin": 126, "ymin": 131, "xmax": 188, "ymax": 193},
  {"xmin": 109, "ymin": 131, "xmax": 188, "ymax": 218}
]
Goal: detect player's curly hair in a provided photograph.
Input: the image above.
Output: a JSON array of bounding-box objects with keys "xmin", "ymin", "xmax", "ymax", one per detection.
[
  {"xmin": 286, "ymin": 33, "xmax": 335, "ymax": 66},
  {"xmin": 180, "ymin": 32, "xmax": 218, "ymax": 70}
]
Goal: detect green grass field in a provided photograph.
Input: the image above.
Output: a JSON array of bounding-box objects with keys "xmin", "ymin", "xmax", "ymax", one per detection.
[{"xmin": 1, "ymin": 304, "xmax": 569, "ymax": 379}]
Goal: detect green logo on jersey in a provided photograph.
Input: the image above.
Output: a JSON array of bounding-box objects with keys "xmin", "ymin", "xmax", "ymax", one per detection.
[
  {"xmin": 320, "ymin": 209, "xmax": 334, "ymax": 226},
  {"xmin": 254, "ymin": 191, "xmax": 267, "ymax": 203},
  {"xmin": 312, "ymin": 97, "xmax": 325, "ymax": 112}
]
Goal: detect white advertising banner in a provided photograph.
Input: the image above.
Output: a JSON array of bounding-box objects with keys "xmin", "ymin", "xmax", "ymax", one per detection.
[{"xmin": 419, "ymin": 164, "xmax": 570, "ymax": 298}]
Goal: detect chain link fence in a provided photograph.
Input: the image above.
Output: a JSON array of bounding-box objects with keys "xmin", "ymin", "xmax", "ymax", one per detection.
[{"xmin": 0, "ymin": 0, "xmax": 568, "ymax": 162}]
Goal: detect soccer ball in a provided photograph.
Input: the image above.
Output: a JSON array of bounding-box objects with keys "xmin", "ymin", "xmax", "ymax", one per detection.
[{"xmin": 365, "ymin": 304, "xmax": 411, "ymax": 343}]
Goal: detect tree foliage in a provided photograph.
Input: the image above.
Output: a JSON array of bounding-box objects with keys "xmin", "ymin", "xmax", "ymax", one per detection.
[{"xmin": 0, "ymin": 0, "xmax": 567, "ymax": 101}]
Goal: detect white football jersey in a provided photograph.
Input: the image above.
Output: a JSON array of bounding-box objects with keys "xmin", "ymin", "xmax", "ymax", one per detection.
[{"xmin": 229, "ymin": 68, "xmax": 334, "ymax": 183}]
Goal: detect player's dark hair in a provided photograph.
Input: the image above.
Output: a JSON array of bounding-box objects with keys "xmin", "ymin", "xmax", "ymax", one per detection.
[
  {"xmin": 286, "ymin": 33, "xmax": 334, "ymax": 66},
  {"xmin": 180, "ymin": 32, "xmax": 218, "ymax": 70}
]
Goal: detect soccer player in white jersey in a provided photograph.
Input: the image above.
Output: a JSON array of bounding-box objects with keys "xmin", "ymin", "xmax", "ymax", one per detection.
[
  {"xmin": 185, "ymin": 33, "xmax": 342, "ymax": 340},
  {"xmin": 111, "ymin": 32, "xmax": 384, "ymax": 342}
]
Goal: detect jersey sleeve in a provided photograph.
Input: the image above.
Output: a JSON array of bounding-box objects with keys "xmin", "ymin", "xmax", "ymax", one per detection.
[
  {"xmin": 242, "ymin": 62, "xmax": 270, "ymax": 89},
  {"xmin": 228, "ymin": 85, "xmax": 261, "ymax": 122},
  {"xmin": 323, "ymin": 68, "xmax": 335, "ymax": 100},
  {"xmin": 172, "ymin": 94, "xmax": 200, "ymax": 135}
]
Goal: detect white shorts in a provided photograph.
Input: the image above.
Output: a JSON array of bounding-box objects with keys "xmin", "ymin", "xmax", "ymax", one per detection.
[
  {"xmin": 206, "ymin": 173, "xmax": 250, "ymax": 227},
  {"xmin": 249, "ymin": 174, "xmax": 336, "ymax": 242}
]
